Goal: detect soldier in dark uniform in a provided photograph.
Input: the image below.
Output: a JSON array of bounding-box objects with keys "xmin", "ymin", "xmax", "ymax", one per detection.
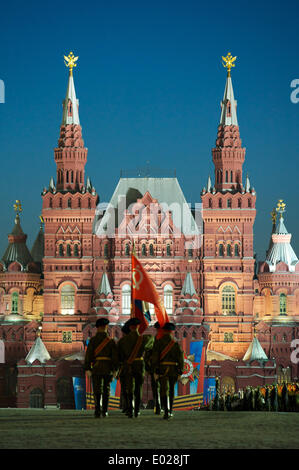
[
  {"xmin": 84, "ymin": 318, "xmax": 118, "ymax": 418},
  {"xmin": 151, "ymin": 322, "xmax": 184, "ymax": 420},
  {"xmin": 117, "ymin": 317, "xmax": 154, "ymax": 418},
  {"xmin": 144, "ymin": 321, "xmax": 162, "ymax": 414},
  {"xmin": 117, "ymin": 323, "xmax": 130, "ymax": 414}
]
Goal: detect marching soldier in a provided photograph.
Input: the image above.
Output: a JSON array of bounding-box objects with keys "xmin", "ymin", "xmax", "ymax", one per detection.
[
  {"xmin": 84, "ymin": 318, "xmax": 118, "ymax": 418},
  {"xmin": 117, "ymin": 317, "xmax": 154, "ymax": 418},
  {"xmin": 151, "ymin": 322, "xmax": 184, "ymax": 420},
  {"xmin": 144, "ymin": 321, "xmax": 162, "ymax": 414},
  {"xmin": 117, "ymin": 323, "xmax": 130, "ymax": 414}
]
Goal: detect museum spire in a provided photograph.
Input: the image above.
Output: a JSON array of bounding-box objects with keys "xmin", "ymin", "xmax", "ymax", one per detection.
[
  {"xmin": 212, "ymin": 53, "xmax": 246, "ymax": 192},
  {"xmin": 54, "ymin": 52, "xmax": 88, "ymax": 192},
  {"xmin": 62, "ymin": 52, "xmax": 80, "ymax": 125}
]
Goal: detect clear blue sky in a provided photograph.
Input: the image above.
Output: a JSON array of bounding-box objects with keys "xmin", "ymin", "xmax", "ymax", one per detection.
[{"xmin": 0, "ymin": 0, "xmax": 298, "ymax": 261}]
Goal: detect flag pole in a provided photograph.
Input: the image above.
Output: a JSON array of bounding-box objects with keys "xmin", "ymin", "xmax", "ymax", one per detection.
[{"xmin": 131, "ymin": 240, "xmax": 136, "ymax": 318}]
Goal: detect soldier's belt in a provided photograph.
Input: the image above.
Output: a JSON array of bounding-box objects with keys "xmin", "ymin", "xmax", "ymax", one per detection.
[
  {"xmin": 95, "ymin": 356, "xmax": 111, "ymax": 361},
  {"xmin": 160, "ymin": 361, "xmax": 178, "ymax": 366},
  {"xmin": 134, "ymin": 357, "xmax": 143, "ymax": 361}
]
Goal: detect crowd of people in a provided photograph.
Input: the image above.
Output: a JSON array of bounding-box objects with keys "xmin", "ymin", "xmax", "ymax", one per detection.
[{"xmin": 207, "ymin": 379, "xmax": 299, "ymax": 412}]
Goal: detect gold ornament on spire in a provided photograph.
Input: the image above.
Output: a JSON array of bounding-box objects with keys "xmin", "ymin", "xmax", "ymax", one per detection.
[
  {"xmin": 64, "ymin": 51, "xmax": 78, "ymax": 75},
  {"xmin": 222, "ymin": 52, "xmax": 237, "ymax": 76},
  {"xmin": 276, "ymin": 199, "xmax": 286, "ymax": 217},
  {"xmin": 270, "ymin": 208, "xmax": 277, "ymax": 224},
  {"xmin": 13, "ymin": 200, "xmax": 22, "ymax": 215}
]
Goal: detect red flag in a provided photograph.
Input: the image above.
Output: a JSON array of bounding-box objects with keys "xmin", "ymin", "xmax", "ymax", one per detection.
[{"xmin": 131, "ymin": 252, "xmax": 169, "ymax": 333}]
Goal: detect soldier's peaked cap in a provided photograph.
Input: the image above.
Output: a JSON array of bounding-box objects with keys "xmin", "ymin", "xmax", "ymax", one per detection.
[
  {"xmin": 121, "ymin": 324, "xmax": 130, "ymax": 334},
  {"xmin": 126, "ymin": 317, "xmax": 141, "ymax": 327},
  {"xmin": 96, "ymin": 318, "xmax": 110, "ymax": 327},
  {"xmin": 162, "ymin": 322, "xmax": 176, "ymax": 331}
]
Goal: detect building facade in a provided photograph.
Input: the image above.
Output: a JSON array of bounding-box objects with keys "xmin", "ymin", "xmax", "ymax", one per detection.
[{"xmin": 0, "ymin": 53, "xmax": 298, "ymax": 407}]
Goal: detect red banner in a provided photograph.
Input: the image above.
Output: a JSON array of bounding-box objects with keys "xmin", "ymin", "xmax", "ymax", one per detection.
[{"xmin": 131, "ymin": 253, "xmax": 169, "ymax": 333}]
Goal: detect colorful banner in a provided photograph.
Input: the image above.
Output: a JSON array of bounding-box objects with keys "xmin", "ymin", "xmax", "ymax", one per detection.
[
  {"xmin": 203, "ymin": 378, "xmax": 216, "ymax": 405},
  {"xmin": 72, "ymin": 377, "xmax": 86, "ymax": 410},
  {"xmin": 174, "ymin": 340, "xmax": 206, "ymax": 409}
]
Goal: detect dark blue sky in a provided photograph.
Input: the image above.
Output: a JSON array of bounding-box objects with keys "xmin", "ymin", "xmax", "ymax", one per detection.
[{"xmin": 0, "ymin": 0, "xmax": 298, "ymax": 261}]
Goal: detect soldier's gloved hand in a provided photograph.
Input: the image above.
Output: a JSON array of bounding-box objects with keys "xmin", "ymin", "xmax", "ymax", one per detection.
[{"xmin": 86, "ymin": 370, "xmax": 92, "ymax": 378}]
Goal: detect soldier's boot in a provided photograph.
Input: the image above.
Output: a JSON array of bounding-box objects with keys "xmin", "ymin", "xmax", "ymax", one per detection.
[
  {"xmin": 169, "ymin": 391, "xmax": 174, "ymax": 417},
  {"xmin": 162, "ymin": 396, "xmax": 170, "ymax": 420},
  {"xmin": 154, "ymin": 393, "xmax": 161, "ymax": 415},
  {"xmin": 102, "ymin": 392, "xmax": 109, "ymax": 417},
  {"xmin": 134, "ymin": 394, "xmax": 141, "ymax": 418},
  {"xmin": 122, "ymin": 392, "xmax": 129, "ymax": 414},
  {"xmin": 94, "ymin": 394, "xmax": 102, "ymax": 418},
  {"xmin": 127, "ymin": 394, "xmax": 134, "ymax": 418}
]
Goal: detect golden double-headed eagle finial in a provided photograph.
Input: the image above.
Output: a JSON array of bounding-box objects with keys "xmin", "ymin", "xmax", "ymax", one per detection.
[
  {"xmin": 13, "ymin": 199, "xmax": 22, "ymax": 215},
  {"xmin": 276, "ymin": 199, "xmax": 286, "ymax": 217},
  {"xmin": 64, "ymin": 51, "xmax": 79, "ymax": 75},
  {"xmin": 222, "ymin": 52, "xmax": 237, "ymax": 76},
  {"xmin": 276, "ymin": 199, "xmax": 286, "ymax": 218}
]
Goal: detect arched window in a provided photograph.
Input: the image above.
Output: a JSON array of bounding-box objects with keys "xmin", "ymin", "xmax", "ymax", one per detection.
[
  {"xmin": 67, "ymin": 198, "xmax": 72, "ymax": 208},
  {"xmin": 149, "ymin": 244, "xmax": 154, "ymax": 256},
  {"xmin": 125, "ymin": 243, "xmax": 130, "ymax": 256},
  {"xmin": 248, "ymin": 199, "xmax": 252, "ymax": 208},
  {"xmin": 122, "ymin": 284, "xmax": 131, "ymax": 314},
  {"xmin": 227, "ymin": 244, "xmax": 232, "ymax": 257},
  {"xmin": 230, "ymin": 171, "xmax": 233, "ymax": 183},
  {"xmin": 222, "ymin": 286, "xmax": 236, "ymax": 315},
  {"xmin": 188, "ymin": 248, "xmax": 193, "ymax": 258},
  {"xmin": 219, "ymin": 199, "xmax": 222, "ymax": 208},
  {"xmin": 234, "ymin": 244, "xmax": 239, "ymax": 257},
  {"xmin": 209, "ymin": 198, "xmax": 213, "ymax": 208},
  {"xmin": 277, "ymin": 365, "xmax": 291, "ymax": 384},
  {"xmin": 66, "ymin": 244, "xmax": 71, "ymax": 257},
  {"xmin": 224, "ymin": 332, "xmax": 234, "ymax": 343},
  {"xmin": 279, "ymin": 293, "xmax": 287, "ymax": 315},
  {"xmin": 66, "ymin": 171, "xmax": 69, "ymax": 183},
  {"xmin": 238, "ymin": 198, "xmax": 242, "ymax": 208},
  {"xmin": 166, "ymin": 244, "xmax": 171, "ymax": 256},
  {"xmin": 225, "ymin": 171, "xmax": 228, "ymax": 183},
  {"xmin": 164, "ymin": 284, "xmax": 173, "ymax": 314},
  {"xmin": 104, "ymin": 243, "xmax": 109, "ymax": 258},
  {"xmin": 227, "ymin": 199, "xmax": 232, "ymax": 208},
  {"xmin": 61, "ymin": 284, "xmax": 75, "ymax": 315},
  {"xmin": 219, "ymin": 244, "xmax": 224, "ymax": 257},
  {"xmin": 59, "ymin": 244, "xmax": 64, "ymax": 257},
  {"xmin": 74, "ymin": 244, "xmax": 79, "ymax": 257},
  {"xmin": 11, "ymin": 292, "xmax": 19, "ymax": 314},
  {"xmin": 142, "ymin": 244, "xmax": 147, "ymax": 256}
]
